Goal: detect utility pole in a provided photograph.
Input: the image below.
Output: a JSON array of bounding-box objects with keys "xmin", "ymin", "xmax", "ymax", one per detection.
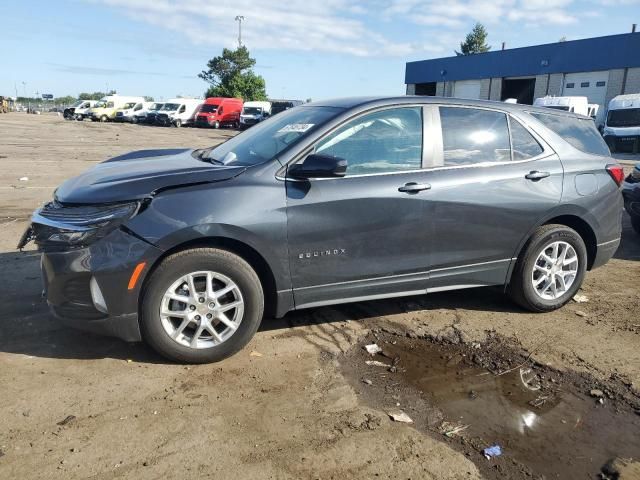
[{"xmin": 235, "ymin": 15, "xmax": 245, "ymax": 48}]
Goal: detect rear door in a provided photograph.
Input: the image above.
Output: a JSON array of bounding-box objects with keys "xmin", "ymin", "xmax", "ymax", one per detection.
[
  {"xmin": 423, "ymin": 105, "xmax": 563, "ymax": 290},
  {"xmin": 286, "ymin": 106, "xmax": 434, "ymax": 308}
]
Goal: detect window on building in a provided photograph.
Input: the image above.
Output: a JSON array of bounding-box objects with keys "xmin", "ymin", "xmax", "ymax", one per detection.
[
  {"xmin": 596, "ymin": 81, "xmax": 606, "ymax": 87},
  {"xmin": 580, "ymin": 82, "xmax": 590, "ymax": 88},
  {"xmin": 565, "ymin": 83, "xmax": 575, "ymax": 89},
  {"xmin": 510, "ymin": 118, "xmax": 544, "ymax": 160},
  {"xmin": 439, "ymin": 107, "xmax": 511, "ymax": 165}
]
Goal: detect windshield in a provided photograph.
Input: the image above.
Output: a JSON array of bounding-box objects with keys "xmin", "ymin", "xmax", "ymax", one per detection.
[
  {"xmin": 161, "ymin": 103, "xmax": 180, "ymax": 111},
  {"xmin": 150, "ymin": 103, "xmax": 162, "ymax": 111},
  {"xmin": 123, "ymin": 102, "xmax": 135, "ymax": 109},
  {"xmin": 545, "ymin": 105, "xmax": 571, "ymax": 111},
  {"xmin": 200, "ymin": 104, "xmax": 218, "ymax": 113},
  {"xmin": 243, "ymin": 107, "xmax": 262, "ymax": 115},
  {"xmin": 95, "ymin": 101, "xmax": 106, "ymax": 108},
  {"xmin": 72, "ymin": 100, "xmax": 84, "ymax": 108},
  {"xmin": 607, "ymin": 108, "xmax": 640, "ymax": 128},
  {"xmin": 206, "ymin": 106, "xmax": 340, "ymax": 166}
]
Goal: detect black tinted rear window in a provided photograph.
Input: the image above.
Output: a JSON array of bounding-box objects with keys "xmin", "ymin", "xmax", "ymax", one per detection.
[{"xmin": 530, "ymin": 112, "xmax": 610, "ymax": 156}]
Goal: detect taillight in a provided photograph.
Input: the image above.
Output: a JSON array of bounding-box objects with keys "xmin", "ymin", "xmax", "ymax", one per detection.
[{"xmin": 605, "ymin": 164, "xmax": 625, "ymax": 186}]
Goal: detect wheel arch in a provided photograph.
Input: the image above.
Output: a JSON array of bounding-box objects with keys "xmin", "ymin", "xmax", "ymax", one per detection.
[
  {"xmin": 139, "ymin": 236, "xmax": 280, "ymax": 319},
  {"xmin": 506, "ymin": 210, "xmax": 599, "ymax": 289}
]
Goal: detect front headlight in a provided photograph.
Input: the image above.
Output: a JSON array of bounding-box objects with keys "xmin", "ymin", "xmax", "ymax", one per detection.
[{"xmin": 31, "ymin": 201, "xmax": 140, "ymax": 247}]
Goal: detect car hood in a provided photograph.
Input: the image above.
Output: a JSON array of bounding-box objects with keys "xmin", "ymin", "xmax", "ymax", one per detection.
[{"xmin": 55, "ymin": 148, "xmax": 246, "ymax": 204}]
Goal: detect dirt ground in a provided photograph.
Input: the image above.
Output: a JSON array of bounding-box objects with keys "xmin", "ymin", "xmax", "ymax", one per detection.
[{"xmin": 0, "ymin": 112, "xmax": 639, "ymax": 479}]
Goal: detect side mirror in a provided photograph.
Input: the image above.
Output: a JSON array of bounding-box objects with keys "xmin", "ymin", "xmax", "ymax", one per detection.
[{"xmin": 288, "ymin": 154, "xmax": 347, "ymax": 179}]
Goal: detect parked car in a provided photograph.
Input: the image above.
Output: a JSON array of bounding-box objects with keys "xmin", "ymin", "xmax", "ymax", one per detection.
[
  {"xmin": 134, "ymin": 102, "xmax": 163, "ymax": 124},
  {"xmin": 88, "ymin": 95, "xmax": 146, "ymax": 122},
  {"xmin": 239, "ymin": 101, "xmax": 271, "ymax": 129},
  {"xmin": 114, "ymin": 101, "xmax": 152, "ymax": 123},
  {"xmin": 155, "ymin": 99, "xmax": 202, "ymax": 127},
  {"xmin": 622, "ymin": 163, "xmax": 640, "ymax": 234},
  {"xmin": 602, "ymin": 94, "xmax": 640, "ymax": 154},
  {"xmin": 63, "ymin": 100, "xmax": 97, "ymax": 120},
  {"xmin": 195, "ymin": 97, "xmax": 243, "ymax": 129},
  {"xmin": 270, "ymin": 99, "xmax": 303, "ymax": 115},
  {"xmin": 18, "ymin": 97, "xmax": 623, "ymax": 363}
]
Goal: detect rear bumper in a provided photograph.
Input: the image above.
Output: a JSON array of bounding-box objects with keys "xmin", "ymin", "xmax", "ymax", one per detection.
[
  {"xmin": 40, "ymin": 228, "xmax": 163, "ymax": 342},
  {"xmin": 591, "ymin": 238, "xmax": 620, "ymax": 269}
]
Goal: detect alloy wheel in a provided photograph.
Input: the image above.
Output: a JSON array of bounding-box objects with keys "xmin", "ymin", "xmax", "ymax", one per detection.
[
  {"xmin": 160, "ymin": 271, "xmax": 244, "ymax": 349},
  {"xmin": 531, "ymin": 241, "xmax": 578, "ymax": 300}
]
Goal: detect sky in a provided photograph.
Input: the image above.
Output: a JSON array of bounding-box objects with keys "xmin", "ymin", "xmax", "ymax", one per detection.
[{"xmin": 1, "ymin": 0, "xmax": 639, "ymax": 101}]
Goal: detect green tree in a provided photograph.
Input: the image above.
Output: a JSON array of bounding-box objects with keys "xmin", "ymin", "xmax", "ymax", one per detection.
[
  {"xmin": 144, "ymin": 96, "xmax": 154, "ymax": 102},
  {"xmin": 78, "ymin": 91, "xmax": 116, "ymax": 100},
  {"xmin": 456, "ymin": 23, "xmax": 491, "ymax": 55},
  {"xmin": 199, "ymin": 46, "xmax": 267, "ymax": 101}
]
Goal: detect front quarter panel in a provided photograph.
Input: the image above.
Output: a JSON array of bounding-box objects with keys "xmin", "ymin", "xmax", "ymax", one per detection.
[{"xmin": 125, "ymin": 162, "xmax": 291, "ymax": 292}]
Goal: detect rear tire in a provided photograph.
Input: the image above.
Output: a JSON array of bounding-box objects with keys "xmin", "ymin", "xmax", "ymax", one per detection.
[
  {"xmin": 508, "ymin": 224, "xmax": 587, "ymax": 312},
  {"xmin": 141, "ymin": 248, "xmax": 264, "ymax": 363}
]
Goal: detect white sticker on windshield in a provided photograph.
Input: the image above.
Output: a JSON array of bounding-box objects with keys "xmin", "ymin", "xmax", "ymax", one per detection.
[{"xmin": 277, "ymin": 123, "xmax": 314, "ymax": 133}]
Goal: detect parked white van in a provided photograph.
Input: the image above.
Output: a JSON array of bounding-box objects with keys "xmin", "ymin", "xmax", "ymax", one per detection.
[
  {"xmin": 533, "ymin": 96, "xmax": 590, "ymax": 116},
  {"xmin": 88, "ymin": 95, "xmax": 146, "ymax": 122},
  {"xmin": 64, "ymin": 100, "xmax": 97, "ymax": 121},
  {"xmin": 114, "ymin": 101, "xmax": 153, "ymax": 123},
  {"xmin": 240, "ymin": 101, "xmax": 271, "ymax": 129},
  {"xmin": 133, "ymin": 102, "xmax": 164, "ymax": 123},
  {"xmin": 603, "ymin": 94, "xmax": 640, "ymax": 153},
  {"xmin": 155, "ymin": 98, "xmax": 203, "ymax": 127}
]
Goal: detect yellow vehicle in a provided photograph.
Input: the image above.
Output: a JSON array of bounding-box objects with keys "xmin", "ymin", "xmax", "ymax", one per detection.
[{"xmin": 87, "ymin": 95, "xmax": 145, "ymax": 122}]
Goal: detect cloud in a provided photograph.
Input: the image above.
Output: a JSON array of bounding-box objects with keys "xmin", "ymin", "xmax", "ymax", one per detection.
[
  {"xmin": 47, "ymin": 63, "xmax": 195, "ymax": 78},
  {"xmin": 91, "ymin": 0, "xmax": 419, "ymax": 57},
  {"xmin": 386, "ymin": 0, "xmax": 577, "ymax": 26}
]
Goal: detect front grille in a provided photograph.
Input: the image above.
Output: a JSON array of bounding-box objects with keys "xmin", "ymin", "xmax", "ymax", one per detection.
[{"xmin": 196, "ymin": 117, "xmax": 209, "ymax": 126}]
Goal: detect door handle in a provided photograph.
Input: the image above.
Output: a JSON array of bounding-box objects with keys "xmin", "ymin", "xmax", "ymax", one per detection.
[
  {"xmin": 398, "ymin": 182, "xmax": 431, "ymax": 193},
  {"xmin": 525, "ymin": 171, "xmax": 551, "ymax": 180}
]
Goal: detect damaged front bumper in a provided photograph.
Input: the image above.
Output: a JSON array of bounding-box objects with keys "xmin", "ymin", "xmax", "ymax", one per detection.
[{"xmin": 18, "ymin": 205, "xmax": 163, "ymax": 342}]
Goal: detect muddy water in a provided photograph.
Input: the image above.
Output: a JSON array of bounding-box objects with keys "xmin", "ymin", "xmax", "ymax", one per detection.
[{"xmin": 344, "ymin": 337, "xmax": 640, "ymax": 479}]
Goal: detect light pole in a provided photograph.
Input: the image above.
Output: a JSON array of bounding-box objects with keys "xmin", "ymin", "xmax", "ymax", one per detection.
[
  {"xmin": 235, "ymin": 15, "xmax": 245, "ymax": 48},
  {"xmin": 22, "ymin": 81, "xmax": 28, "ymax": 111}
]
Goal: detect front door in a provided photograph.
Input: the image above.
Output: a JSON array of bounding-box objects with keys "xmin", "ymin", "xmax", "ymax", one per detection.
[
  {"xmin": 424, "ymin": 106, "xmax": 564, "ymax": 290},
  {"xmin": 285, "ymin": 106, "xmax": 434, "ymax": 308}
]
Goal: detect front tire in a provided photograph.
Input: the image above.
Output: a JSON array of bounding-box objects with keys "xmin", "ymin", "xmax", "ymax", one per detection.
[
  {"xmin": 173, "ymin": 119, "xmax": 182, "ymax": 128},
  {"xmin": 509, "ymin": 224, "xmax": 587, "ymax": 312},
  {"xmin": 213, "ymin": 120, "xmax": 220, "ymax": 129},
  {"xmin": 141, "ymin": 248, "xmax": 264, "ymax": 363},
  {"xmin": 100, "ymin": 115, "xmax": 108, "ymax": 122}
]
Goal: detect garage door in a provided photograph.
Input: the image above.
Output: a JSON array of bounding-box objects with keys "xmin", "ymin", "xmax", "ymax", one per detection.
[
  {"xmin": 453, "ymin": 80, "xmax": 481, "ymax": 99},
  {"xmin": 562, "ymin": 71, "xmax": 609, "ymax": 110}
]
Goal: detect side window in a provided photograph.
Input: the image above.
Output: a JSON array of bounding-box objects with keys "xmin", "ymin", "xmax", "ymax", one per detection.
[
  {"xmin": 219, "ymin": 106, "xmax": 224, "ymax": 114},
  {"xmin": 510, "ymin": 118, "xmax": 544, "ymax": 160},
  {"xmin": 135, "ymin": 103, "xmax": 142, "ymax": 111},
  {"xmin": 179, "ymin": 105, "xmax": 186, "ymax": 113},
  {"xmin": 314, "ymin": 107, "xmax": 423, "ymax": 176},
  {"xmin": 530, "ymin": 112, "xmax": 611, "ymax": 156},
  {"xmin": 439, "ymin": 107, "xmax": 510, "ymax": 165}
]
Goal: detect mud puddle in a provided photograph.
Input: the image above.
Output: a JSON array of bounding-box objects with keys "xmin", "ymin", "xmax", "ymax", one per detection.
[{"xmin": 340, "ymin": 332, "xmax": 640, "ymax": 479}]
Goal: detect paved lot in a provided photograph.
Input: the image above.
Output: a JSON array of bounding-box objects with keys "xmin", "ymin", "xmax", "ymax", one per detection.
[{"xmin": 0, "ymin": 113, "xmax": 639, "ymax": 479}]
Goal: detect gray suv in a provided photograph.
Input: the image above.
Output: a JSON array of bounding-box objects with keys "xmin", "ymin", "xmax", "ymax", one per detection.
[{"xmin": 19, "ymin": 97, "xmax": 623, "ymax": 363}]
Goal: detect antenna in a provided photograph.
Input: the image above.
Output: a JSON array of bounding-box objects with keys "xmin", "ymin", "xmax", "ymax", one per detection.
[{"xmin": 235, "ymin": 15, "xmax": 245, "ymax": 47}]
